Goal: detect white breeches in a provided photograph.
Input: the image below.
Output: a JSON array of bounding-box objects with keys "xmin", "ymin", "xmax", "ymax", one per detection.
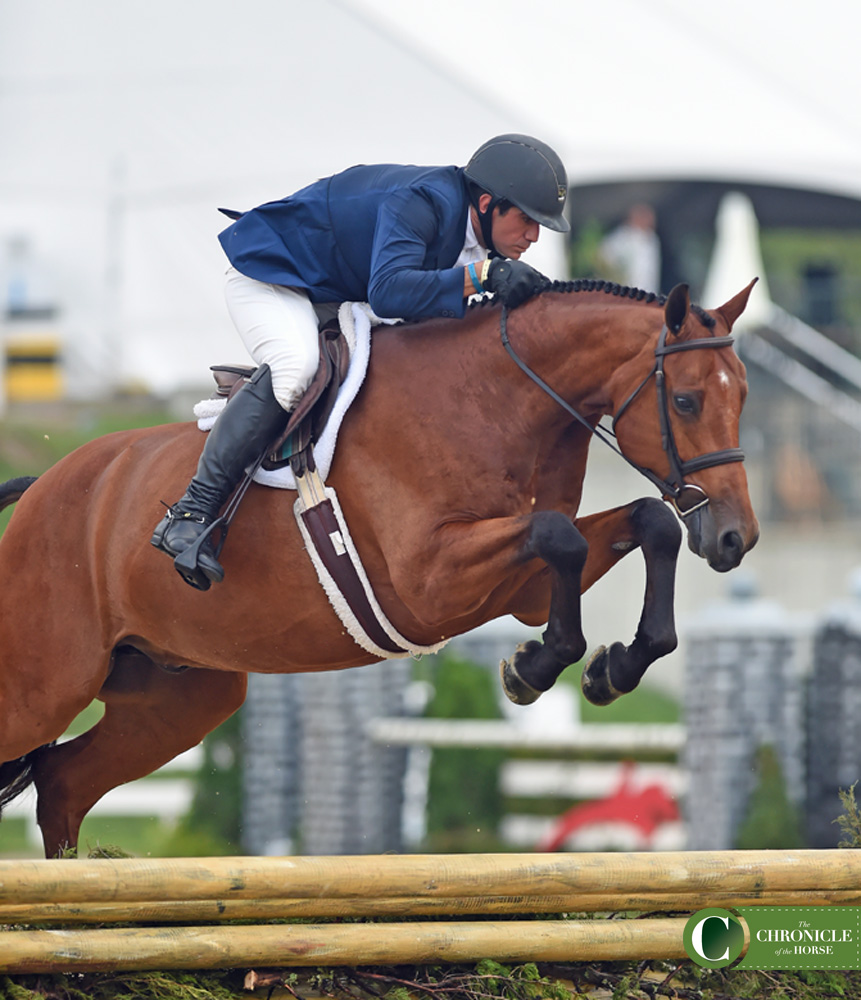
[{"xmin": 224, "ymin": 266, "xmax": 320, "ymax": 411}]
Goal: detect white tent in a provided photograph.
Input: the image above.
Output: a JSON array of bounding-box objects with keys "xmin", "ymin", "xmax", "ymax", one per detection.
[
  {"xmin": 358, "ymin": 0, "xmax": 861, "ymax": 202},
  {"xmin": 0, "ymin": 0, "xmax": 566, "ymax": 396},
  {"xmin": 2, "ymin": 0, "xmax": 860, "ymax": 395}
]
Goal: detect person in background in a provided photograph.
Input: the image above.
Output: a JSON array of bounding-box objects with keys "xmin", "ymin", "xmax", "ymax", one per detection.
[{"xmin": 598, "ymin": 203, "xmax": 661, "ymax": 293}]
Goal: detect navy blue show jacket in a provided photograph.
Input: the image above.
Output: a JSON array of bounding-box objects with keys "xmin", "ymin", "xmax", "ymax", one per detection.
[{"xmin": 218, "ymin": 164, "xmax": 477, "ymax": 320}]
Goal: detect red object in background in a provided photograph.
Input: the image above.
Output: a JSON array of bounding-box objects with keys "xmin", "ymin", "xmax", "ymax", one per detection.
[{"xmin": 538, "ymin": 761, "xmax": 679, "ymax": 852}]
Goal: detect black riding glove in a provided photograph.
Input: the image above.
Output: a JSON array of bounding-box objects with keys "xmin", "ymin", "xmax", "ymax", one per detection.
[{"xmin": 483, "ymin": 258, "xmax": 549, "ymax": 309}]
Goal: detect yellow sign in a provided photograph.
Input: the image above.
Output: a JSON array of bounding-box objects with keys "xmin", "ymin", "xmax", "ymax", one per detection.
[{"xmin": 5, "ymin": 335, "xmax": 63, "ymax": 401}]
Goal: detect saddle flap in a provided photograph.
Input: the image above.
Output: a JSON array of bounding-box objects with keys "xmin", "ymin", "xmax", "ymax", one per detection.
[
  {"xmin": 284, "ymin": 323, "xmax": 348, "ymax": 440},
  {"xmin": 209, "ymin": 321, "xmax": 351, "ymax": 471}
]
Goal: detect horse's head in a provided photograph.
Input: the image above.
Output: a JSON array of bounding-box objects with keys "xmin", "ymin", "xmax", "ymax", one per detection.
[{"xmin": 610, "ymin": 281, "xmax": 760, "ymax": 572}]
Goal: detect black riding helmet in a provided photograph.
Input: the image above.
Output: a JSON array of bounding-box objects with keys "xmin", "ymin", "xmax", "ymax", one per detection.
[{"xmin": 464, "ymin": 133, "xmax": 569, "ymax": 257}]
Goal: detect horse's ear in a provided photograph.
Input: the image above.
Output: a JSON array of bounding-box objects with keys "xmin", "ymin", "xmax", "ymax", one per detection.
[
  {"xmin": 664, "ymin": 283, "xmax": 690, "ymax": 335},
  {"xmin": 713, "ymin": 278, "xmax": 759, "ymax": 332}
]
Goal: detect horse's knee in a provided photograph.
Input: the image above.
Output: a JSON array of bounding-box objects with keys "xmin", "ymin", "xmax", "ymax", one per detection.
[
  {"xmin": 631, "ymin": 497, "xmax": 682, "ymax": 553},
  {"xmin": 528, "ymin": 510, "xmax": 588, "ymax": 568}
]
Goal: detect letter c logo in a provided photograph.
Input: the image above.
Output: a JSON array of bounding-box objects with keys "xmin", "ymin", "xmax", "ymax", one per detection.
[
  {"xmin": 684, "ymin": 908, "xmax": 746, "ymax": 968},
  {"xmin": 693, "ymin": 914, "xmax": 730, "ymax": 961}
]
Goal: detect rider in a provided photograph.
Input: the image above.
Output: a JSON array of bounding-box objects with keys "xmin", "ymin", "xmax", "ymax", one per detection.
[{"xmin": 151, "ymin": 133, "xmax": 570, "ymax": 590}]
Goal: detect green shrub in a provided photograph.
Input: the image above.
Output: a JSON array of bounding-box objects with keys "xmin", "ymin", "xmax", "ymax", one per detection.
[
  {"xmin": 734, "ymin": 744, "xmax": 805, "ymax": 849},
  {"xmin": 422, "ymin": 652, "xmax": 505, "ymax": 850}
]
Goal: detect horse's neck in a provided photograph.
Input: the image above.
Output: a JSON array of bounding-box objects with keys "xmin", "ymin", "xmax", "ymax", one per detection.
[
  {"xmin": 510, "ymin": 294, "xmax": 658, "ymax": 421},
  {"xmin": 368, "ymin": 296, "xmax": 658, "ymax": 444}
]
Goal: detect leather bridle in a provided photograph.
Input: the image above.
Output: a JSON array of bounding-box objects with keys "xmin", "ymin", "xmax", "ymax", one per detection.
[{"xmin": 499, "ymin": 306, "xmax": 745, "ymax": 518}]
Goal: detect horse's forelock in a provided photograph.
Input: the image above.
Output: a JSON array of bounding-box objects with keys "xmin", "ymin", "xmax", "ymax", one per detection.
[{"xmin": 674, "ymin": 301, "xmax": 718, "ymax": 337}]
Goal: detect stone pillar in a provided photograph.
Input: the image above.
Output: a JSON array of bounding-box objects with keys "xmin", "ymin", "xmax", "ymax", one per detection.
[
  {"xmin": 683, "ymin": 572, "xmax": 806, "ymax": 849},
  {"xmin": 240, "ymin": 672, "xmax": 304, "ymax": 856},
  {"xmin": 242, "ymin": 661, "xmax": 412, "ymax": 856},
  {"xmin": 806, "ymin": 570, "xmax": 861, "ymax": 847},
  {"xmin": 299, "ymin": 661, "xmax": 411, "ymax": 855}
]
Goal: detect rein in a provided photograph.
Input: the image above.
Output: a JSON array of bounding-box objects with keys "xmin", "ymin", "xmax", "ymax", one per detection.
[{"xmin": 499, "ymin": 305, "xmax": 745, "ymax": 518}]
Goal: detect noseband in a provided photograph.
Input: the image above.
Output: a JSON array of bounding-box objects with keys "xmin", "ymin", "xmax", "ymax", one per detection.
[{"xmin": 499, "ymin": 307, "xmax": 745, "ymax": 518}]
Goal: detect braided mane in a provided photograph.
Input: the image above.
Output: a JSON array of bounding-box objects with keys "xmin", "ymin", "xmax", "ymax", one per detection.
[
  {"xmin": 550, "ymin": 277, "xmax": 664, "ymax": 302},
  {"xmin": 466, "ymin": 277, "xmax": 716, "ymax": 328}
]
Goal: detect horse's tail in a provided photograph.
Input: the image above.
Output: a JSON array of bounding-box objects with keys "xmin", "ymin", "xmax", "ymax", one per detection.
[
  {"xmin": 0, "ymin": 475, "xmax": 38, "ymax": 512},
  {"xmin": 0, "ymin": 743, "xmax": 53, "ymax": 816}
]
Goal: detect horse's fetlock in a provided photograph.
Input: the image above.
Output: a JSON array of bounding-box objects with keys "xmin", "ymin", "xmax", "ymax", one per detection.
[
  {"xmin": 565, "ymin": 634, "xmax": 588, "ymax": 665},
  {"xmin": 542, "ymin": 625, "xmax": 587, "ymax": 667},
  {"xmin": 636, "ymin": 626, "xmax": 678, "ymax": 659}
]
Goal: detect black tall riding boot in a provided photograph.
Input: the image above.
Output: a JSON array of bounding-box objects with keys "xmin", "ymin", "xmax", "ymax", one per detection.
[{"xmin": 151, "ymin": 364, "xmax": 289, "ymax": 590}]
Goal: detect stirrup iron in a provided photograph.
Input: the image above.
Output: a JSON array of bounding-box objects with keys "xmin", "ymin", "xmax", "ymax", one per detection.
[{"xmin": 172, "ymin": 515, "xmax": 226, "ymax": 590}]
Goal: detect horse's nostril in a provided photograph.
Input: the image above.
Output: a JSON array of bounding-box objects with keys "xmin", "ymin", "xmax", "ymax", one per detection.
[{"xmin": 721, "ymin": 530, "xmax": 744, "ymax": 561}]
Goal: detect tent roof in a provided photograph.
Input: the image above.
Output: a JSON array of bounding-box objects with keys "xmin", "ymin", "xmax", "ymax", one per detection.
[
  {"xmin": 0, "ymin": 0, "xmax": 557, "ymax": 393},
  {"xmin": 1, "ymin": 0, "xmax": 860, "ymax": 394},
  {"xmin": 355, "ymin": 0, "xmax": 861, "ymax": 202}
]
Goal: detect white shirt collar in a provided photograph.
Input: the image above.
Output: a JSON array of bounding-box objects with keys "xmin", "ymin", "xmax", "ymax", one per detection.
[{"xmin": 455, "ymin": 213, "xmax": 487, "ymax": 268}]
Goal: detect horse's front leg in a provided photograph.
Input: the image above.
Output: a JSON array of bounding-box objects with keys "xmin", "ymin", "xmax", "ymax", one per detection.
[
  {"xmin": 577, "ymin": 496, "xmax": 682, "ymax": 706},
  {"xmin": 500, "ymin": 510, "xmax": 590, "ymax": 705}
]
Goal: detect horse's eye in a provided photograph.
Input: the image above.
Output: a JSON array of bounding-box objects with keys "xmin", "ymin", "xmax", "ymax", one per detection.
[{"xmin": 673, "ymin": 394, "xmax": 698, "ymax": 416}]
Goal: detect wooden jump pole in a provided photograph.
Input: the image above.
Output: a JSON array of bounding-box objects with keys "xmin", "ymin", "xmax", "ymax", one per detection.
[
  {"xmin": 2, "ymin": 887, "xmax": 861, "ymax": 926},
  {"xmin": 0, "ymin": 919, "xmax": 690, "ymax": 973},
  {"xmin": 2, "ymin": 850, "xmax": 859, "ymax": 906},
  {"xmin": 0, "ymin": 851, "xmax": 855, "ymax": 973}
]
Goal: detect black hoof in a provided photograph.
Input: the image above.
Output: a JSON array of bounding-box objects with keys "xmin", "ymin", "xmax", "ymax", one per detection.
[
  {"xmin": 581, "ymin": 643, "xmax": 626, "ymax": 706},
  {"xmin": 499, "ymin": 641, "xmax": 545, "ymax": 706}
]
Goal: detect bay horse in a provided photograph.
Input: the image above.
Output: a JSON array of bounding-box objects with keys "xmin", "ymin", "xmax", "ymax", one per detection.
[{"xmin": 0, "ymin": 279, "xmax": 759, "ymax": 857}]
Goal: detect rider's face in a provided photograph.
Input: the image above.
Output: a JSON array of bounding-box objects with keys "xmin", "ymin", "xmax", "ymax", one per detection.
[
  {"xmin": 474, "ymin": 193, "xmax": 541, "ymax": 259},
  {"xmin": 490, "ymin": 205, "xmax": 541, "ymax": 260}
]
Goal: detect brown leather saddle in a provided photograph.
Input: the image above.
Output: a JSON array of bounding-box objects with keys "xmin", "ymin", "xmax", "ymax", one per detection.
[{"xmin": 209, "ymin": 319, "xmax": 351, "ymax": 476}]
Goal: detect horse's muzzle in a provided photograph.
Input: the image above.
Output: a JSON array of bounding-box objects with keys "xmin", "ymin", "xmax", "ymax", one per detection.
[{"xmin": 685, "ymin": 508, "xmax": 759, "ymax": 572}]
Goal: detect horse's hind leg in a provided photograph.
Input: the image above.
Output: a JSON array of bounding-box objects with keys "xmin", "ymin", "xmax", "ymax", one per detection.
[
  {"xmin": 31, "ymin": 647, "xmax": 247, "ymax": 857},
  {"xmin": 578, "ymin": 497, "xmax": 682, "ymax": 706}
]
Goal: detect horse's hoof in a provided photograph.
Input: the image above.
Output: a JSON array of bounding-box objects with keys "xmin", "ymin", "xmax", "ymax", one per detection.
[
  {"xmin": 581, "ymin": 644, "xmax": 624, "ymax": 707},
  {"xmin": 499, "ymin": 643, "xmax": 544, "ymax": 706}
]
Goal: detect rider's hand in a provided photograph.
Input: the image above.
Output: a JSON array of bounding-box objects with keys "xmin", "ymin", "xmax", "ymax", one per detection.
[{"xmin": 483, "ymin": 258, "xmax": 549, "ymax": 309}]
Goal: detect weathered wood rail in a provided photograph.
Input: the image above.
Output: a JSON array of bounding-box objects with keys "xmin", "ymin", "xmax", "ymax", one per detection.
[{"xmin": 1, "ymin": 850, "xmax": 858, "ymax": 972}]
